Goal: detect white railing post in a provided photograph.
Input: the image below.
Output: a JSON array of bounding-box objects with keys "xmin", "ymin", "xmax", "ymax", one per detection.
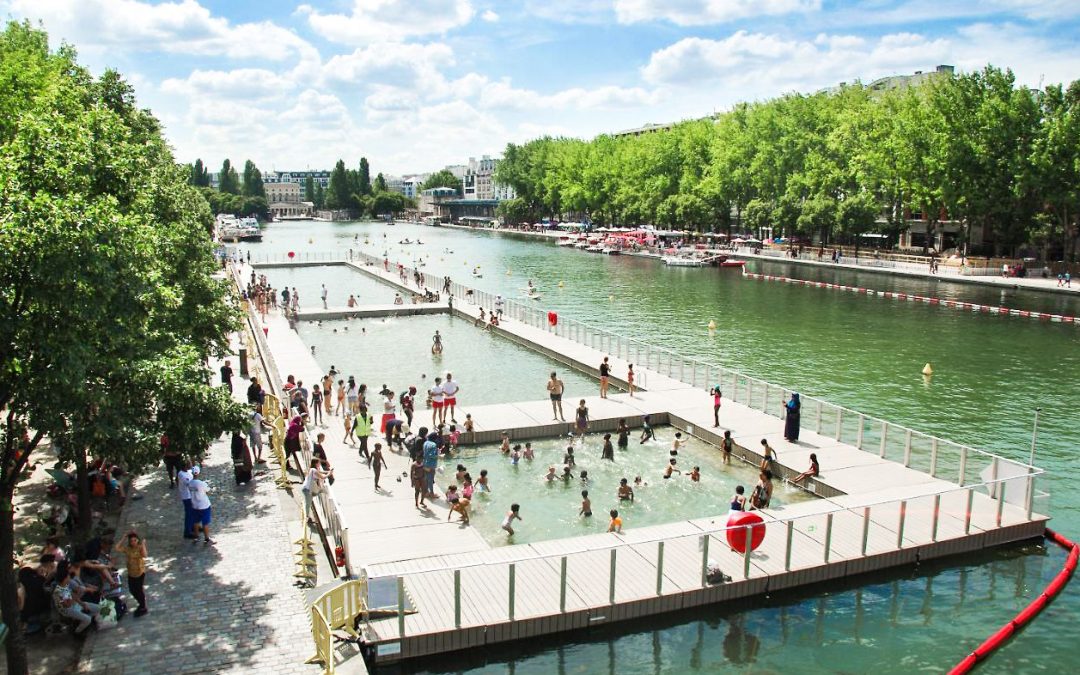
[
  {"xmin": 896, "ymin": 500, "xmax": 907, "ymax": 549},
  {"xmin": 508, "ymin": 563, "xmax": 516, "ymax": 621},
  {"xmin": 742, "ymin": 528, "xmax": 753, "ymax": 579},
  {"xmin": 903, "ymin": 430, "xmax": 912, "ymax": 467},
  {"xmin": 397, "ymin": 577, "xmax": 406, "ymax": 638},
  {"xmin": 1026, "ymin": 472, "xmax": 1035, "ymax": 520},
  {"xmin": 454, "ymin": 569, "xmax": 461, "ymax": 628},
  {"xmin": 824, "ymin": 513, "xmax": 834, "ymax": 563},
  {"xmin": 861, "ymin": 507, "xmax": 871, "ymax": 556},
  {"xmin": 931, "ymin": 495, "xmax": 941, "ymax": 542},
  {"xmin": 930, "ymin": 438, "xmax": 939, "ymax": 478},
  {"xmin": 784, "ymin": 521, "xmax": 794, "ymax": 571},
  {"xmin": 700, "ymin": 535, "xmax": 710, "ymax": 587},
  {"xmin": 964, "ymin": 488, "xmax": 974, "ymax": 534},
  {"xmin": 996, "ymin": 482, "xmax": 1007, "ymax": 527},
  {"xmin": 856, "ymin": 415, "xmax": 865, "ymax": 449},
  {"xmin": 559, "ymin": 556, "xmax": 567, "ymax": 612},
  {"xmin": 835, "ymin": 409, "xmax": 843, "ymax": 441},
  {"xmin": 609, "ymin": 549, "xmax": 617, "ymax": 604},
  {"xmin": 656, "ymin": 541, "xmax": 665, "ymax": 596},
  {"xmin": 958, "ymin": 447, "xmax": 968, "ymax": 486}
]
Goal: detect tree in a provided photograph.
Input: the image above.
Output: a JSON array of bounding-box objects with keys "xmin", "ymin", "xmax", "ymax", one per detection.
[
  {"xmin": 189, "ymin": 158, "xmax": 209, "ymax": 187},
  {"xmin": 219, "ymin": 158, "xmax": 240, "ymax": 194},
  {"xmin": 242, "ymin": 159, "xmax": 266, "ymax": 198},
  {"xmin": 373, "ymin": 172, "xmax": 388, "ymax": 193},
  {"xmin": 304, "ymin": 175, "xmax": 316, "ymax": 203},
  {"xmin": 315, "ymin": 183, "xmax": 325, "ymax": 210},
  {"xmin": 422, "ymin": 169, "xmax": 462, "ymax": 195},
  {"xmin": 325, "ymin": 159, "xmax": 350, "ymax": 209},
  {"xmin": 0, "ymin": 21, "xmax": 241, "ymax": 674},
  {"xmin": 359, "ymin": 157, "xmax": 372, "ymax": 196}
]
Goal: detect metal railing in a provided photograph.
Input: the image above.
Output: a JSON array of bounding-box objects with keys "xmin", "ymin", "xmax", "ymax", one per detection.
[
  {"xmin": 250, "ymin": 251, "xmax": 1043, "ymax": 492},
  {"xmin": 739, "ymin": 247, "xmax": 1047, "ymax": 278},
  {"xmin": 230, "ymin": 262, "xmax": 354, "ymax": 578},
  {"xmin": 368, "ymin": 472, "xmax": 1046, "ymax": 638}
]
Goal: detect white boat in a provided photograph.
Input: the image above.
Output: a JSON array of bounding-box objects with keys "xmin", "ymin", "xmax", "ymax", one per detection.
[
  {"xmin": 600, "ymin": 247, "xmax": 622, "ymax": 255},
  {"xmin": 662, "ymin": 255, "xmax": 704, "ymax": 267},
  {"xmin": 573, "ymin": 241, "xmax": 590, "ymax": 249},
  {"xmin": 217, "ymin": 214, "xmax": 262, "ymax": 242},
  {"xmin": 556, "ymin": 236, "xmax": 577, "ymax": 247},
  {"xmin": 526, "ymin": 293, "xmax": 542, "ymax": 301},
  {"xmin": 585, "ymin": 245, "xmax": 604, "ymax": 253}
]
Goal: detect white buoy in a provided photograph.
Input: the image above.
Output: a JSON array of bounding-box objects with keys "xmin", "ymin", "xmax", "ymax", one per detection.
[
  {"xmin": 609, "ymin": 294, "xmax": 615, "ymax": 302},
  {"xmin": 922, "ymin": 363, "xmax": 934, "ymax": 376},
  {"xmin": 708, "ymin": 320, "xmax": 717, "ymax": 330},
  {"xmin": 558, "ymin": 281, "xmax": 564, "ymax": 288}
]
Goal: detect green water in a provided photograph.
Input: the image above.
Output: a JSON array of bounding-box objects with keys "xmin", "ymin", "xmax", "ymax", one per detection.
[
  {"xmin": 243, "ymin": 221, "xmax": 1080, "ymax": 673},
  {"xmin": 444, "ymin": 433, "xmax": 813, "ymax": 547},
  {"xmin": 296, "ymin": 314, "xmax": 597, "ymax": 407}
]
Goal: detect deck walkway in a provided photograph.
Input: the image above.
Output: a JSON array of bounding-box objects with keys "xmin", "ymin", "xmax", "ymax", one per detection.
[{"xmin": 238, "ymin": 258, "xmax": 1048, "ymax": 666}]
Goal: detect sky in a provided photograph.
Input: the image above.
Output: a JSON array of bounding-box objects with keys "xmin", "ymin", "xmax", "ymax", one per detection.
[{"xmin": 3, "ymin": 1, "xmax": 1080, "ymax": 176}]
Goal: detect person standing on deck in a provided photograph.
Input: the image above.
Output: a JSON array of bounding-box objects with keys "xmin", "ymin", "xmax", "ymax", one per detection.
[
  {"xmin": 599, "ymin": 357, "xmax": 611, "ymax": 398},
  {"xmin": 429, "ymin": 377, "xmax": 445, "ymax": 427},
  {"xmin": 784, "ymin": 393, "xmax": 801, "ymax": 442},
  {"xmin": 711, "ymin": 386, "xmax": 722, "ymax": 427},
  {"xmin": 442, "ymin": 374, "xmax": 460, "ymax": 424},
  {"xmin": 321, "ymin": 284, "xmax": 328, "ymax": 309},
  {"xmin": 547, "ymin": 372, "xmax": 566, "ymax": 421}
]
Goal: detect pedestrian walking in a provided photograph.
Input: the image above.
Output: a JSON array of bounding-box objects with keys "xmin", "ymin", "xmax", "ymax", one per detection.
[
  {"xmin": 114, "ymin": 531, "xmax": 149, "ymax": 616},
  {"xmin": 188, "ymin": 469, "xmax": 214, "ymax": 545},
  {"xmin": 220, "ymin": 360, "xmax": 233, "ymax": 392},
  {"xmin": 178, "ymin": 462, "xmax": 195, "ymax": 539},
  {"xmin": 599, "ymin": 357, "xmax": 610, "ymax": 398},
  {"xmin": 372, "ymin": 443, "xmax": 388, "ymax": 490}
]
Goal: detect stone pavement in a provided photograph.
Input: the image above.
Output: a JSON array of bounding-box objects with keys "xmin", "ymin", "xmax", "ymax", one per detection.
[{"xmin": 76, "ymin": 348, "xmax": 321, "ymax": 675}]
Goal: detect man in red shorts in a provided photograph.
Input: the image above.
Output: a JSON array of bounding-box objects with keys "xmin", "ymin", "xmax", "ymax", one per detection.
[{"xmin": 442, "ymin": 373, "xmax": 461, "ymax": 425}]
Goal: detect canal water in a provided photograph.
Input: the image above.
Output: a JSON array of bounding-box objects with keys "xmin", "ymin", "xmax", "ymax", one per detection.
[{"xmin": 243, "ymin": 221, "xmax": 1079, "ymax": 673}]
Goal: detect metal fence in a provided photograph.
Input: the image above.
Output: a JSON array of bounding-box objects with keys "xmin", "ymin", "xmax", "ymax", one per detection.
[
  {"xmin": 368, "ymin": 471, "xmax": 1046, "ymax": 638},
  {"xmin": 231, "ymin": 263, "xmax": 354, "ymax": 578},
  {"xmin": 740, "ymin": 247, "xmax": 1047, "ymax": 278}
]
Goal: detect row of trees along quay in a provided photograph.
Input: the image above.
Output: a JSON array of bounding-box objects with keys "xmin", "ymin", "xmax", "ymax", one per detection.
[
  {"xmin": 187, "ymin": 157, "xmax": 418, "ymax": 219},
  {"xmin": 495, "ymin": 65, "xmax": 1080, "ymax": 260},
  {"xmin": 0, "ymin": 22, "xmax": 246, "ymax": 675}
]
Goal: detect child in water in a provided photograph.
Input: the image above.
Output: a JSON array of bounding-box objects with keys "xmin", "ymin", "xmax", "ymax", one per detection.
[
  {"xmin": 688, "ymin": 466, "xmax": 701, "ymax": 482},
  {"xmin": 608, "ymin": 509, "xmax": 623, "ymax": 533},
  {"xmin": 544, "ymin": 466, "xmax": 557, "ymax": 481},
  {"xmin": 501, "ymin": 504, "xmax": 522, "ymax": 536},
  {"xmin": 601, "ymin": 434, "xmax": 614, "ymax": 461},
  {"xmin": 510, "ymin": 445, "xmax": 521, "ymax": 466},
  {"xmin": 663, "ymin": 458, "xmax": 681, "ymax": 479},
  {"xmin": 579, "ymin": 490, "xmax": 592, "ymax": 517},
  {"xmin": 523, "ymin": 442, "xmax": 534, "ymax": 460}
]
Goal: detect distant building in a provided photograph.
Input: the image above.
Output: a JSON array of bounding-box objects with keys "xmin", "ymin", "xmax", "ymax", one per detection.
[
  {"xmin": 385, "ymin": 175, "xmax": 403, "ymax": 193},
  {"xmin": 444, "ymin": 164, "xmax": 467, "ymax": 180},
  {"xmin": 611, "ymin": 122, "xmax": 677, "ymax": 138},
  {"xmin": 399, "ymin": 176, "xmax": 427, "ymax": 199},
  {"xmin": 264, "ymin": 180, "xmax": 312, "ymax": 219},
  {"xmin": 866, "ymin": 65, "xmax": 954, "ymax": 92},
  {"xmin": 263, "ymin": 170, "xmax": 332, "ymax": 188},
  {"xmin": 419, "ymin": 187, "xmax": 459, "ymax": 220},
  {"xmin": 463, "ymin": 155, "xmax": 515, "ymax": 202}
]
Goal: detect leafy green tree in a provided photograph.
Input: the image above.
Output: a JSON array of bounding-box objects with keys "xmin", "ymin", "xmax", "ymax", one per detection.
[
  {"xmin": 325, "ymin": 159, "xmax": 350, "ymax": 209},
  {"xmin": 315, "ymin": 183, "xmax": 325, "ymax": 209},
  {"xmin": 219, "ymin": 158, "xmax": 240, "ymax": 194},
  {"xmin": 189, "ymin": 158, "xmax": 210, "ymax": 187},
  {"xmin": 497, "ymin": 197, "xmax": 534, "ymax": 225},
  {"xmin": 0, "ymin": 21, "xmax": 241, "ymax": 674},
  {"xmin": 242, "ymin": 159, "xmax": 266, "ymax": 198},
  {"xmin": 423, "ymin": 169, "xmax": 462, "ymax": 195},
  {"xmin": 304, "ymin": 175, "xmax": 316, "ymax": 203},
  {"xmin": 373, "ymin": 172, "xmax": 388, "ymax": 193},
  {"xmin": 359, "ymin": 157, "xmax": 372, "ymax": 196}
]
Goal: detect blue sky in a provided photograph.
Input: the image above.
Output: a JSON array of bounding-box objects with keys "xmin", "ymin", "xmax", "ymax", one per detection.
[{"xmin": 3, "ymin": 1, "xmax": 1079, "ymax": 176}]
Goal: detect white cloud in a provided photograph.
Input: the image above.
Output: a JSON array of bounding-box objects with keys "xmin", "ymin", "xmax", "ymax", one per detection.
[
  {"xmin": 302, "ymin": 0, "xmax": 476, "ymax": 46},
  {"xmin": 161, "ymin": 68, "xmax": 292, "ymax": 102},
  {"xmin": 322, "ymin": 42, "xmax": 455, "ymax": 91},
  {"xmin": 641, "ymin": 30, "xmax": 949, "ymax": 91},
  {"xmin": 522, "ymin": 0, "xmax": 612, "ymax": 24},
  {"xmin": 481, "ymin": 9, "xmax": 499, "ymax": 22},
  {"xmin": 6, "ymin": 0, "xmax": 316, "ymax": 62},
  {"xmin": 479, "ymin": 80, "xmax": 660, "ymax": 110},
  {"xmin": 615, "ymin": 0, "xmax": 821, "ymax": 25}
]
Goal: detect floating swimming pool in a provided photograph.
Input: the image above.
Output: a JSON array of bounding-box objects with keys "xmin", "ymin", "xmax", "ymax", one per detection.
[
  {"xmin": 297, "ymin": 314, "xmax": 598, "ymax": 407},
  {"xmin": 260, "ymin": 264, "xmax": 400, "ymax": 306},
  {"xmin": 442, "ymin": 431, "xmax": 816, "ymax": 546}
]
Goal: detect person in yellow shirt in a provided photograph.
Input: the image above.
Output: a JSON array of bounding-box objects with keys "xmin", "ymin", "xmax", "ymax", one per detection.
[
  {"xmin": 114, "ymin": 530, "xmax": 148, "ymax": 616},
  {"xmin": 608, "ymin": 509, "xmax": 623, "ymax": 533}
]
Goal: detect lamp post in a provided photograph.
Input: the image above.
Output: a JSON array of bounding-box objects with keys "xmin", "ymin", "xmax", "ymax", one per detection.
[{"xmin": 1029, "ymin": 408, "xmax": 1041, "ymax": 467}]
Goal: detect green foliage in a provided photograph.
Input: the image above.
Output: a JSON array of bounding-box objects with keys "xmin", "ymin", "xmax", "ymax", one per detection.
[
  {"xmin": 326, "ymin": 159, "xmax": 350, "ymax": 209},
  {"xmin": 422, "ymin": 169, "xmax": 462, "ymax": 195},
  {"xmin": 358, "ymin": 157, "xmax": 372, "ymax": 196},
  {"xmin": 304, "ymin": 175, "xmax": 316, "ymax": 203},
  {"xmin": 198, "ymin": 187, "xmax": 269, "ymax": 221},
  {"xmin": 497, "ymin": 197, "xmax": 534, "ymax": 225},
  {"xmin": 218, "ymin": 158, "xmax": 240, "ymax": 194},
  {"xmin": 189, "ymin": 158, "xmax": 210, "ymax": 186},
  {"xmin": 497, "ymin": 68, "xmax": 1079, "ymax": 256},
  {"xmin": 242, "ymin": 159, "xmax": 266, "ymax": 198},
  {"xmin": 0, "ymin": 21, "xmax": 243, "ymax": 672},
  {"xmin": 373, "ymin": 172, "xmax": 388, "ymax": 193}
]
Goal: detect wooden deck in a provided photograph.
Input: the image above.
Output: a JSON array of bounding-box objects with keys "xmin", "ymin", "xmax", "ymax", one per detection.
[{"xmin": 237, "ymin": 258, "xmax": 1049, "ymax": 666}]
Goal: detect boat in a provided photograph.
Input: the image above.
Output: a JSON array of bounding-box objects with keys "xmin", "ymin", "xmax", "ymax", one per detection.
[
  {"xmin": 526, "ymin": 293, "xmax": 542, "ymax": 301},
  {"xmin": 217, "ymin": 214, "xmax": 262, "ymax": 242},
  {"xmin": 573, "ymin": 241, "xmax": 590, "ymax": 249},
  {"xmin": 556, "ymin": 236, "xmax": 577, "ymax": 247},
  {"xmin": 600, "ymin": 247, "xmax": 622, "ymax": 255},
  {"xmin": 585, "ymin": 245, "xmax": 604, "ymax": 253},
  {"xmin": 662, "ymin": 255, "xmax": 704, "ymax": 267}
]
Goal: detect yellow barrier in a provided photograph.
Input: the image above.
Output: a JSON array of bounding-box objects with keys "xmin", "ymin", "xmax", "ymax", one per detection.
[
  {"xmin": 307, "ymin": 579, "xmax": 368, "ymax": 672},
  {"xmin": 308, "ymin": 605, "xmax": 334, "ymax": 674}
]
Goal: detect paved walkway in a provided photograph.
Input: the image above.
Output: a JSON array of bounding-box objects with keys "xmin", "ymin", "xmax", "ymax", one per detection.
[{"xmin": 77, "ymin": 345, "xmax": 319, "ymax": 675}]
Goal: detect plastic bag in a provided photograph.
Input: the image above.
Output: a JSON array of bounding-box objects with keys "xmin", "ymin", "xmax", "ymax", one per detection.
[{"xmin": 97, "ymin": 599, "xmax": 119, "ymax": 630}]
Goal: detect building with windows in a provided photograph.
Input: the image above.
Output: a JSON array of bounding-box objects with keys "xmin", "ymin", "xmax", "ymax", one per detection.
[
  {"xmin": 263, "ymin": 170, "xmax": 332, "ymax": 188},
  {"xmin": 264, "ymin": 179, "xmax": 313, "ymax": 219}
]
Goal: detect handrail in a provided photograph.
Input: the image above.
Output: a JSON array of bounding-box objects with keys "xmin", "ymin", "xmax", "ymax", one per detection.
[
  {"xmin": 271, "ymin": 249, "xmax": 1040, "ymax": 480},
  {"xmin": 365, "ymin": 472, "xmax": 1045, "ymax": 580}
]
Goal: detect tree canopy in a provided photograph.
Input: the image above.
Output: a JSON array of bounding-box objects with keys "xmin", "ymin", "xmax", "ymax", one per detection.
[
  {"xmin": 0, "ymin": 21, "xmax": 243, "ymax": 673},
  {"xmin": 422, "ymin": 169, "xmax": 462, "ymax": 195},
  {"xmin": 496, "ymin": 66, "xmax": 1080, "ymax": 258}
]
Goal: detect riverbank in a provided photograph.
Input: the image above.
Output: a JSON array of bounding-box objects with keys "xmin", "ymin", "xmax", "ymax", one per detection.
[{"xmin": 420, "ymin": 221, "xmax": 1080, "ymax": 297}]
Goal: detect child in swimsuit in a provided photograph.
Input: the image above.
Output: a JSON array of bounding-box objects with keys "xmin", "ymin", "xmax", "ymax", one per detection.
[
  {"xmin": 663, "ymin": 458, "xmax": 681, "ymax": 479},
  {"xmin": 501, "ymin": 504, "xmax": 522, "ymax": 536},
  {"xmin": 523, "ymin": 442, "xmax": 534, "ymax": 460},
  {"xmin": 580, "ymin": 490, "xmax": 592, "ymax": 517}
]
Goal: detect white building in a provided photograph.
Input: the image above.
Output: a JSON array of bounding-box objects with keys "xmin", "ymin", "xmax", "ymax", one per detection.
[{"xmin": 463, "ymin": 155, "xmax": 515, "ymax": 201}]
